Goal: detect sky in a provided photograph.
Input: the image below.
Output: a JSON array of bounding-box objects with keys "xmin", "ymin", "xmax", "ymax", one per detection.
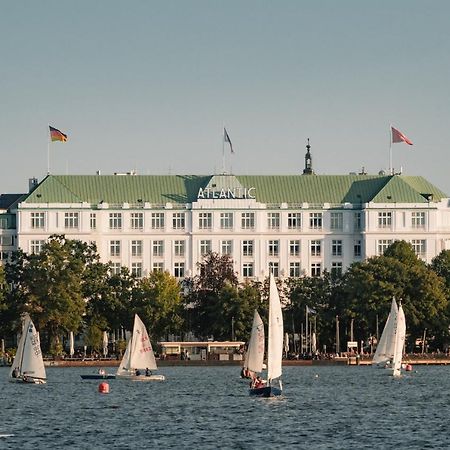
[{"xmin": 1, "ymin": 1, "xmax": 450, "ymax": 195}]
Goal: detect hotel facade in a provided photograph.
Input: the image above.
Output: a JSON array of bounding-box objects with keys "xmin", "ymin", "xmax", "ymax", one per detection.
[{"xmin": 2, "ymin": 154, "xmax": 450, "ymax": 281}]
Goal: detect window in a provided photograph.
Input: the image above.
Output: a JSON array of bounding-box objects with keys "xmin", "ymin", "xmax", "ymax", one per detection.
[
  {"xmin": 330, "ymin": 212, "xmax": 343, "ymax": 231},
  {"xmin": 354, "ymin": 240, "xmax": 362, "ymax": 257},
  {"xmin": 242, "ymin": 240, "xmax": 254, "ymax": 257},
  {"xmin": 378, "ymin": 212, "xmax": 392, "ymax": 229},
  {"xmin": 64, "ymin": 212, "xmax": 79, "ymax": 229},
  {"xmin": 269, "ymin": 262, "xmax": 279, "ymax": 277},
  {"xmin": 110, "ymin": 262, "xmax": 121, "ymax": 275},
  {"xmin": 268, "ymin": 240, "xmax": 279, "ymax": 257},
  {"xmin": 153, "ymin": 262, "xmax": 164, "ymax": 272},
  {"xmin": 172, "ymin": 212, "xmax": 185, "ymax": 230},
  {"xmin": 267, "ymin": 213, "xmax": 280, "ymax": 230},
  {"xmin": 90, "ymin": 213, "xmax": 96, "ymax": 230},
  {"xmin": 311, "ymin": 263, "xmax": 321, "ymax": 277},
  {"xmin": 151, "ymin": 213, "xmax": 165, "ymax": 230},
  {"xmin": 30, "ymin": 240, "xmax": 45, "ymax": 254},
  {"xmin": 131, "ymin": 240, "xmax": 142, "ymax": 257},
  {"xmin": 131, "ymin": 213, "xmax": 144, "ymax": 230},
  {"xmin": 290, "ymin": 262, "xmax": 301, "ymax": 278},
  {"xmin": 110, "ymin": 240, "xmax": 121, "ymax": 257},
  {"xmin": 31, "ymin": 212, "xmax": 45, "ymax": 229},
  {"xmin": 287, "ymin": 213, "xmax": 301, "ymax": 230},
  {"xmin": 331, "ymin": 262, "xmax": 343, "ymax": 278},
  {"xmin": 0, "ymin": 218, "xmax": 8, "ymax": 229},
  {"xmin": 310, "ymin": 240, "xmax": 321, "ymax": 257},
  {"xmin": 289, "ymin": 240, "xmax": 300, "ymax": 257},
  {"xmin": 174, "ymin": 262, "xmax": 185, "ymax": 278},
  {"xmin": 331, "ymin": 240, "xmax": 343, "ymax": 257},
  {"xmin": 174, "ymin": 240, "xmax": 185, "ymax": 257},
  {"xmin": 377, "ymin": 239, "xmax": 393, "ymax": 255},
  {"xmin": 198, "ymin": 212, "xmax": 212, "ymax": 230},
  {"xmin": 354, "ymin": 212, "xmax": 362, "ymax": 231},
  {"xmin": 131, "ymin": 262, "xmax": 142, "ymax": 277},
  {"xmin": 412, "ymin": 212, "xmax": 425, "ymax": 228},
  {"xmin": 0, "ymin": 236, "xmax": 12, "ymax": 246},
  {"xmin": 241, "ymin": 212, "xmax": 255, "ymax": 229},
  {"xmin": 153, "ymin": 240, "xmax": 164, "ymax": 257},
  {"xmin": 109, "ymin": 213, "xmax": 122, "ymax": 230},
  {"xmin": 243, "ymin": 262, "xmax": 254, "ymax": 278},
  {"xmin": 200, "ymin": 240, "xmax": 212, "ymax": 256},
  {"xmin": 309, "ymin": 213, "xmax": 322, "ymax": 230},
  {"xmin": 411, "ymin": 239, "xmax": 426, "ymax": 257},
  {"xmin": 220, "ymin": 212, "xmax": 233, "ymax": 229},
  {"xmin": 221, "ymin": 240, "xmax": 232, "ymax": 256}
]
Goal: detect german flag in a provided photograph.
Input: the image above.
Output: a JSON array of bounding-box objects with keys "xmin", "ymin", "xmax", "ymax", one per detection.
[{"xmin": 49, "ymin": 126, "xmax": 68, "ymax": 142}]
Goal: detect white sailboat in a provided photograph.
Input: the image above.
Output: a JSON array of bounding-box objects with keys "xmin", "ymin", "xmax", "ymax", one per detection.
[
  {"xmin": 241, "ymin": 310, "xmax": 265, "ymax": 378},
  {"xmin": 116, "ymin": 314, "xmax": 165, "ymax": 381},
  {"xmin": 250, "ymin": 273, "xmax": 284, "ymax": 397},
  {"xmin": 372, "ymin": 298, "xmax": 398, "ymax": 367},
  {"xmin": 392, "ymin": 302, "xmax": 406, "ymax": 377},
  {"xmin": 9, "ymin": 313, "xmax": 47, "ymax": 384}
]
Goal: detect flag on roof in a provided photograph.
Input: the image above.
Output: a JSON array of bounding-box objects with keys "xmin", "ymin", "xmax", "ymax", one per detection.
[
  {"xmin": 391, "ymin": 126, "xmax": 413, "ymax": 145},
  {"xmin": 49, "ymin": 126, "xmax": 68, "ymax": 142},
  {"xmin": 224, "ymin": 127, "xmax": 234, "ymax": 153}
]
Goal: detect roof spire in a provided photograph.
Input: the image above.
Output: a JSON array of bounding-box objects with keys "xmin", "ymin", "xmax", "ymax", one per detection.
[{"xmin": 303, "ymin": 138, "xmax": 314, "ymax": 175}]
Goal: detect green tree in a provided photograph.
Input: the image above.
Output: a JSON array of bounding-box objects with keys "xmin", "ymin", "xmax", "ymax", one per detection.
[{"xmin": 133, "ymin": 270, "xmax": 184, "ymax": 341}]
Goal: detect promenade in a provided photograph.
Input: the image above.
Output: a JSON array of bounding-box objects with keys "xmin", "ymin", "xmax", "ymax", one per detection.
[{"xmin": 39, "ymin": 355, "xmax": 450, "ymax": 368}]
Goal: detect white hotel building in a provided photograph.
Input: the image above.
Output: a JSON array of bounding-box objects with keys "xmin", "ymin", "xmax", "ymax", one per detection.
[{"xmin": 2, "ymin": 150, "xmax": 450, "ymax": 280}]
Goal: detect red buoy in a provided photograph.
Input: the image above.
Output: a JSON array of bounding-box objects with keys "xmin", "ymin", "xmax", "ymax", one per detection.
[{"xmin": 98, "ymin": 382, "xmax": 110, "ymax": 394}]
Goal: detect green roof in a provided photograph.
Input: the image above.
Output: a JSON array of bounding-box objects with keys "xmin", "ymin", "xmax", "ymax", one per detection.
[{"xmin": 21, "ymin": 174, "xmax": 447, "ymax": 206}]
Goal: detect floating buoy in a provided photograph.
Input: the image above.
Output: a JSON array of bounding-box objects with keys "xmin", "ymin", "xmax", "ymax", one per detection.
[
  {"xmin": 98, "ymin": 382, "xmax": 110, "ymax": 394},
  {"xmin": 405, "ymin": 364, "xmax": 413, "ymax": 371}
]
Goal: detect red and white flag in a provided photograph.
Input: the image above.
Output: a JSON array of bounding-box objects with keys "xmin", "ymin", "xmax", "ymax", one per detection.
[{"xmin": 391, "ymin": 126, "xmax": 413, "ymax": 145}]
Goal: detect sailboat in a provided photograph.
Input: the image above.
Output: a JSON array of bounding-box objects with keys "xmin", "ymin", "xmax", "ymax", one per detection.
[
  {"xmin": 392, "ymin": 302, "xmax": 406, "ymax": 377},
  {"xmin": 9, "ymin": 313, "xmax": 47, "ymax": 384},
  {"xmin": 249, "ymin": 273, "xmax": 284, "ymax": 397},
  {"xmin": 116, "ymin": 314, "xmax": 165, "ymax": 381},
  {"xmin": 372, "ymin": 298, "xmax": 398, "ymax": 367},
  {"xmin": 241, "ymin": 310, "xmax": 265, "ymax": 379}
]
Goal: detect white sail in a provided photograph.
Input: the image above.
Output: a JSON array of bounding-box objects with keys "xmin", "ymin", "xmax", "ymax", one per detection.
[
  {"xmin": 10, "ymin": 314, "xmax": 46, "ymax": 382},
  {"xmin": 116, "ymin": 314, "xmax": 158, "ymax": 376},
  {"xmin": 372, "ymin": 298, "xmax": 398, "ymax": 365},
  {"xmin": 245, "ymin": 310, "xmax": 265, "ymax": 373},
  {"xmin": 392, "ymin": 303, "xmax": 406, "ymax": 377},
  {"xmin": 117, "ymin": 339, "xmax": 132, "ymax": 375},
  {"xmin": 267, "ymin": 274, "xmax": 283, "ymax": 382}
]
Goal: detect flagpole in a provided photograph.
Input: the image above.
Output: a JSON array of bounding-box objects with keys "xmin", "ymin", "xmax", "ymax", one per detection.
[
  {"xmin": 222, "ymin": 125, "xmax": 225, "ymax": 174},
  {"xmin": 47, "ymin": 124, "xmax": 50, "ymax": 174},
  {"xmin": 389, "ymin": 124, "xmax": 393, "ymax": 175}
]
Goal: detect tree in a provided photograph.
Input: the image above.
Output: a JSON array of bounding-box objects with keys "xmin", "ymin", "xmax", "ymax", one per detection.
[
  {"xmin": 5, "ymin": 236, "xmax": 93, "ymax": 354},
  {"xmin": 132, "ymin": 270, "xmax": 184, "ymax": 341}
]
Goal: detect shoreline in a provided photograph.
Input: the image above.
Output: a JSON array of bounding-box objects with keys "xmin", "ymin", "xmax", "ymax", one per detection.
[{"xmin": 38, "ymin": 357, "xmax": 450, "ymax": 368}]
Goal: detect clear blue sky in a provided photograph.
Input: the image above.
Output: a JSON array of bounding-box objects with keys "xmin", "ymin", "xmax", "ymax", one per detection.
[{"xmin": 2, "ymin": 1, "xmax": 450, "ymax": 194}]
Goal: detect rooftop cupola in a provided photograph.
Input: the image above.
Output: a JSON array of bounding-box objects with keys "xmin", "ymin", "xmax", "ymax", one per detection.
[{"xmin": 303, "ymin": 138, "xmax": 314, "ymax": 175}]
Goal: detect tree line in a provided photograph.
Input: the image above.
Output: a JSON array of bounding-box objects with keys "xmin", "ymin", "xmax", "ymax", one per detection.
[{"xmin": 1, "ymin": 235, "xmax": 450, "ymax": 355}]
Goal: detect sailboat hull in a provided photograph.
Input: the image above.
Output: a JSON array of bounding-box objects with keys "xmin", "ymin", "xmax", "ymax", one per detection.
[
  {"xmin": 9, "ymin": 376, "xmax": 46, "ymax": 384},
  {"xmin": 116, "ymin": 374, "xmax": 165, "ymax": 381},
  {"xmin": 249, "ymin": 385, "xmax": 282, "ymax": 397},
  {"xmin": 80, "ymin": 374, "xmax": 116, "ymax": 380}
]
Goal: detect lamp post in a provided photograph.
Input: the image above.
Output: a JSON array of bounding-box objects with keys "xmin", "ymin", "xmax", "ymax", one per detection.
[
  {"xmin": 336, "ymin": 315, "xmax": 340, "ymax": 355},
  {"xmin": 231, "ymin": 316, "xmax": 235, "ymax": 341}
]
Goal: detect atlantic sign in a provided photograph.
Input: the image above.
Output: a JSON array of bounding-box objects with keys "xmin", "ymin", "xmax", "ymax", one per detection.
[{"xmin": 197, "ymin": 187, "xmax": 256, "ymax": 200}]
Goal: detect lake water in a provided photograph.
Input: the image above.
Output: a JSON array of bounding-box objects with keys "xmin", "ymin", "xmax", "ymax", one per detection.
[{"xmin": 0, "ymin": 365, "xmax": 449, "ymax": 449}]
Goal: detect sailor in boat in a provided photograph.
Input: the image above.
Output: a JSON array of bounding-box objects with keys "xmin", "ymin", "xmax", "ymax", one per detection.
[
  {"xmin": 98, "ymin": 368, "xmax": 106, "ymax": 375},
  {"xmin": 135, "ymin": 369, "xmax": 141, "ymax": 376},
  {"xmin": 251, "ymin": 376, "xmax": 266, "ymax": 389},
  {"xmin": 145, "ymin": 368, "xmax": 152, "ymax": 377},
  {"xmin": 12, "ymin": 367, "xmax": 19, "ymax": 378}
]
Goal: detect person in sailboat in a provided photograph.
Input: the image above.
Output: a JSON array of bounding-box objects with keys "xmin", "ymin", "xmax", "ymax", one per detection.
[
  {"xmin": 12, "ymin": 367, "xmax": 19, "ymax": 378},
  {"xmin": 145, "ymin": 368, "xmax": 152, "ymax": 377},
  {"xmin": 252, "ymin": 376, "xmax": 266, "ymax": 389},
  {"xmin": 135, "ymin": 369, "xmax": 141, "ymax": 376}
]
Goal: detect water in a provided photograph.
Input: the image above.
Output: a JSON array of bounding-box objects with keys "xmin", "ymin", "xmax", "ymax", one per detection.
[{"xmin": 0, "ymin": 365, "xmax": 449, "ymax": 449}]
